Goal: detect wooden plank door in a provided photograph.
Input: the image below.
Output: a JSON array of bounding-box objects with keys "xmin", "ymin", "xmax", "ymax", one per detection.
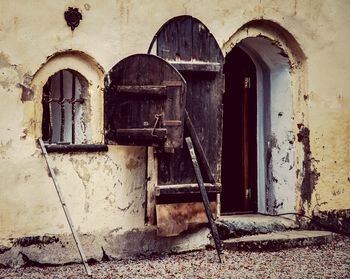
[
  {"xmin": 149, "ymin": 16, "xmax": 224, "ymax": 186},
  {"xmin": 104, "ymin": 54, "xmax": 186, "ymax": 150},
  {"xmin": 148, "ymin": 16, "xmax": 224, "ymax": 235}
]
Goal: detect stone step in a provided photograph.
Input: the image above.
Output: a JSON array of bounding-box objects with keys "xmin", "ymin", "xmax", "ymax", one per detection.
[
  {"xmin": 223, "ymin": 230, "xmax": 333, "ymax": 251},
  {"xmin": 216, "ymin": 214, "xmax": 299, "ymax": 239}
]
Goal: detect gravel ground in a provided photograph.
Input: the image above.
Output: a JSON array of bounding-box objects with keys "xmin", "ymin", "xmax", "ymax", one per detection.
[{"xmin": 1, "ymin": 234, "xmax": 349, "ymax": 279}]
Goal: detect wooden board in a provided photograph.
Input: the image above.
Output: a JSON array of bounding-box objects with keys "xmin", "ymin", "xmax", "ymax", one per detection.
[
  {"xmin": 156, "ymin": 202, "xmax": 217, "ymax": 237},
  {"xmin": 155, "ymin": 183, "xmax": 221, "ymax": 196},
  {"xmin": 116, "ymin": 128, "xmax": 167, "ymax": 145},
  {"xmin": 169, "ymin": 62, "xmax": 221, "ymax": 73}
]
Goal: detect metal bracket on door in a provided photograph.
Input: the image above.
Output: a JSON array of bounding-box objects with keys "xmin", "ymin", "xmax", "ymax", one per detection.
[{"xmin": 152, "ymin": 113, "xmax": 163, "ymax": 136}]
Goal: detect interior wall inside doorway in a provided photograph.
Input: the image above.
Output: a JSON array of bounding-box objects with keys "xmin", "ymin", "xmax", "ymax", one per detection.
[{"xmin": 222, "ymin": 36, "xmax": 296, "ymax": 214}]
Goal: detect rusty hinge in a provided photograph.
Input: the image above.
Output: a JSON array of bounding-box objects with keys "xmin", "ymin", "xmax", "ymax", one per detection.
[{"xmin": 245, "ymin": 188, "xmax": 252, "ymax": 200}]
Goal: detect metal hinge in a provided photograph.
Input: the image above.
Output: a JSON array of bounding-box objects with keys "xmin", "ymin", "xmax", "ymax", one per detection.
[
  {"xmin": 246, "ymin": 188, "xmax": 252, "ymax": 200},
  {"xmin": 244, "ymin": 77, "xmax": 251, "ymax": 89}
]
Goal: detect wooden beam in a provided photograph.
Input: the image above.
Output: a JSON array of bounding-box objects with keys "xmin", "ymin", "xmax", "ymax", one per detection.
[
  {"xmin": 116, "ymin": 85, "xmax": 167, "ymax": 97},
  {"xmin": 186, "ymin": 137, "xmax": 223, "ymax": 263},
  {"xmin": 170, "ymin": 61, "xmax": 221, "ymax": 73},
  {"xmin": 116, "ymin": 128, "xmax": 167, "ymax": 143},
  {"xmin": 45, "ymin": 144, "xmax": 108, "ymax": 153},
  {"xmin": 38, "ymin": 139, "xmax": 92, "ymax": 277},
  {"xmin": 155, "ymin": 183, "xmax": 221, "ymax": 196},
  {"xmin": 185, "ymin": 110, "xmax": 216, "ymax": 184},
  {"xmin": 146, "ymin": 147, "xmax": 157, "ymax": 225}
]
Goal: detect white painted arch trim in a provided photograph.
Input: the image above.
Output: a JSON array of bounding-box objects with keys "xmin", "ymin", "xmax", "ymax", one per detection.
[{"xmin": 30, "ymin": 50, "xmax": 105, "ymax": 143}]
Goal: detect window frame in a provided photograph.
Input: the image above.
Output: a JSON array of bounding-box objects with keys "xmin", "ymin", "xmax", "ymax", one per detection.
[
  {"xmin": 30, "ymin": 52, "xmax": 106, "ymax": 154},
  {"xmin": 41, "ymin": 69, "xmax": 107, "ymax": 153}
]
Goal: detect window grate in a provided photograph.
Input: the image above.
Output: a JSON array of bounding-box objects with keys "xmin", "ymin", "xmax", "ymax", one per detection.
[{"xmin": 42, "ymin": 69, "xmax": 86, "ymax": 144}]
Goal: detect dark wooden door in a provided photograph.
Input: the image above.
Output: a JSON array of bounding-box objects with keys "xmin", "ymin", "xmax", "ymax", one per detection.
[
  {"xmin": 104, "ymin": 54, "xmax": 186, "ymax": 150},
  {"xmin": 149, "ymin": 16, "xmax": 224, "ymax": 186},
  {"xmin": 221, "ymin": 46, "xmax": 257, "ymax": 213}
]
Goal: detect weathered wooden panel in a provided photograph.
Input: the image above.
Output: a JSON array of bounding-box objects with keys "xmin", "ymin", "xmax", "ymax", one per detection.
[
  {"xmin": 116, "ymin": 128, "xmax": 167, "ymax": 145},
  {"xmin": 150, "ymin": 16, "xmax": 224, "ymax": 185},
  {"xmin": 170, "ymin": 62, "xmax": 221, "ymax": 73},
  {"xmin": 157, "ymin": 16, "xmax": 193, "ymax": 61},
  {"xmin": 116, "ymin": 85, "xmax": 167, "ymax": 97},
  {"xmin": 156, "ymin": 202, "xmax": 217, "ymax": 236},
  {"xmin": 156, "ymin": 73, "xmax": 224, "ymax": 183},
  {"xmin": 155, "ymin": 183, "xmax": 221, "ymax": 196},
  {"xmin": 104, "ymin": 54, "xmax": 186, "ymax": 150},
  {"xmin": 192, "ymin": 20, "xmax": 211, "ymax": 61}
]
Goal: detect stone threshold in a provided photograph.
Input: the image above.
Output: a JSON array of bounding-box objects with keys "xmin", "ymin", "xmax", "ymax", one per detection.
[
  {"xmin": 223, "ymin": 230, "xmax": 334, "ymax": 251},
  {"xmin": 216, "ymin": 214, "xmax": 299, "ymax": 239}
]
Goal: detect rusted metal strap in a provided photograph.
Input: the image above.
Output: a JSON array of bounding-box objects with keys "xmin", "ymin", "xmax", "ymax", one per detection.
[
  {"xmin": 38, "ymin": 139, "xmax": 92, "ymax": 277},
  {"xmin": 59, "ymin": 71, "xmax": 65, "ymax": 142},
  {"xmin": 185, "ymin": 137, "xmax": 223, "ymax": 263},
  {"xmin": 185, "ymin": 110, "xmax": 215, "ymax": 184}
]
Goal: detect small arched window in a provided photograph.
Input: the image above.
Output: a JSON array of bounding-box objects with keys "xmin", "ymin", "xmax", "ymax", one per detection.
[{"xmin": 42, "ymin": 69, "xmax": 89, "ymax": 144}]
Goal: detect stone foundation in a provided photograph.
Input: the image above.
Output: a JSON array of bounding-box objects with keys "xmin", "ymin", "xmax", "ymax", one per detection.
[
  {"xmin": 0, "ymin": 226, "xmax": 211, "ymax": 268},
  {"xmin": 310, "ymin": 209, "xmax": 350, "ymax": 236}
]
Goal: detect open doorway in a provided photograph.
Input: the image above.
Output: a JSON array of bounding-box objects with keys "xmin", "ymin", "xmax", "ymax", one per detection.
[
  {"xmin": 221, "ymin": 46, "xmax": 257, "ymax": 214},
  {"xmin": 221, "ymin": 31, "xmax": 301, "ymax": 215}
]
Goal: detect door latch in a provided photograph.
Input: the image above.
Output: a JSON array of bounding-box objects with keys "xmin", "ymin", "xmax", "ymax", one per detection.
[
  {"xmin": 245, "ymin": 188, "xmax": 252, "ymax": 200},
  {"xmin": 152, "ymin": 113, "xmax": 163, "ymax": 136}
]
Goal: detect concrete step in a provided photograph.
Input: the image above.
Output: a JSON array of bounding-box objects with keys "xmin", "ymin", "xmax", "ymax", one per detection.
[
  {"xmin": 223, "ymin": 230, "xmax": 334, "ymax": 251},
  {"xmin": 216, "ymin": 214, "xmax": 299, "ymax": 239}
]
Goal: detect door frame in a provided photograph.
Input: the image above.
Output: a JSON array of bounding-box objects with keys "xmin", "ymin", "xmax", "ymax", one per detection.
[
  {"xmin": 221, "ymin": 46, "xmax": 258, "ymax": 214},
  {"xmin": 221, "ymin": 20, "xmax": 306, "ymax": 215}
]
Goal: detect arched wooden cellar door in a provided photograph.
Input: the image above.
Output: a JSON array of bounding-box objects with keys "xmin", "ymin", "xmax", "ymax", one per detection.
[
  {"xmin": 104, "ymin": 54, "xmax": 186, "ymax": 150},
  {"xmin": 149, "ymin": 16, "xmax": 224, "ymax": 235}
]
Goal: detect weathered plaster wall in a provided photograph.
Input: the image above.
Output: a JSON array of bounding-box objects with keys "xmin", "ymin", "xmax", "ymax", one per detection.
[
  {"xmin": 306, "ymin": 3, "xmax": 350, "ymax": 213},
  {"xmin": 0, "ymin": 0, "xmax": 349, "ymax": 265}
]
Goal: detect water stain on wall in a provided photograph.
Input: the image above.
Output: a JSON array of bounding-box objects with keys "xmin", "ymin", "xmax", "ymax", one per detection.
[{"xmin": 297, "ymin": 123, "xmax": 320, "ymax": 211}]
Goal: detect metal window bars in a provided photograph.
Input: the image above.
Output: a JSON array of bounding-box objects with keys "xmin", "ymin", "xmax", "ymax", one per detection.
[{"xmin": 42, "ymin": 70, "xmax": 85, "ymax": 144}]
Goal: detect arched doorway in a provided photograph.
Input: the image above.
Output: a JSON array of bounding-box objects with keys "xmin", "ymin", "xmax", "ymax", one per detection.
[{"xmin": 221, "ymin": 29, "xmax": 304, "ymax": 215}]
